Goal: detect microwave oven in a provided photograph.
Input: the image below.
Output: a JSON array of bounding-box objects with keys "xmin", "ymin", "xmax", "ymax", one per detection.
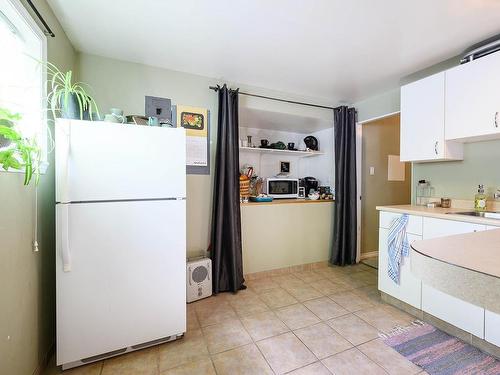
[{"xmin": 264, "ymin": 178, "xmax": 299, "ymax": 199}]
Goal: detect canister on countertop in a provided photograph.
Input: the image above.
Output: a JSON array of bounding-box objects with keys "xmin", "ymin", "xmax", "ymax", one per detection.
[
  {"xmin": 416, "ymin": 180, "xmax": 434, "ymax": 206},
  {"xmin": 441, "ymin": 198, "xmax": 451, "ymax": 208}
]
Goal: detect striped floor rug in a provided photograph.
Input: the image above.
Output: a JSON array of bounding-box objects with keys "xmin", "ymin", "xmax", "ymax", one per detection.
[{"xmin": 382, "ymin": 322, "xmax": 500, "ymax": 375}]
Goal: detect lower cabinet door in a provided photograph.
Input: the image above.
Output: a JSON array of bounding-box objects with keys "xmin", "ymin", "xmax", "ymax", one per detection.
[
  {"xmin": 423, "ymin": 217, "xmax": 486, "ymax": 239},
  {"xmin": 485, "ymin": 310, "xmax": 500, "ymax": 346},
  {"xmin": 378, "ymin": 228, "xmax": 422, "ymax": 308},
  {"xmin": 422, "ymin": 284, "xmax": 484, "ymax": 338}
]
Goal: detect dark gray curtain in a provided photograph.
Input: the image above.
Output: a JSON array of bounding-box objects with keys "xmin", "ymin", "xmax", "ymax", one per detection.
[
  {"xmin": 331, "ymin": 106, "xmax": 357, "ymax": 266},
  {"xmin": 210, "ymin": 85, "xmax": 245, "ymax": 293}
]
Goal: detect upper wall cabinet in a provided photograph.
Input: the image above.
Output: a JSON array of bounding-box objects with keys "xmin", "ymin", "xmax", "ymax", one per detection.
[
  {"xmin": 400, "ymin": 72, "xmax": 463, "ymax": 162},
  {"xmin": 446, "ymin": 52, "xmax": 500, "ymax": 142}
]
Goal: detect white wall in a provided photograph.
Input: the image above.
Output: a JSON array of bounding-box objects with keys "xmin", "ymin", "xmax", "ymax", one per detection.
[
  {"xmin": 239, "ymin": 126, "xmax": 334, "ymax": 187},
  {"xmin": 301, "ymin": 127, "xmax": 334, "ymax": 187}
]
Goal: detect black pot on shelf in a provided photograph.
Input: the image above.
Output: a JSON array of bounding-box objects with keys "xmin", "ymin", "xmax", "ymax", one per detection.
[
  {"xmin": 59, "ymin": 93, "xmax": 91, "ymax": 120},
  {"xmin": 303, "ymin": 136, "xmax": 318, "ymax": 151}
]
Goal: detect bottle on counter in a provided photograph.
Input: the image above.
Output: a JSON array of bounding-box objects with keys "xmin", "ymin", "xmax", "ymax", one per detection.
[{"xmin": 474, "ymin": 184, "xmax": 487, "ymax": 212}]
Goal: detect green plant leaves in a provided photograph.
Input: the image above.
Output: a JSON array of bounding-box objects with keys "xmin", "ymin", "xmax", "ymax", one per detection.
[
  {"xmin": 0, "ymin": 108, "xmax": 22, "ymax": 122},
  {"xmin": 0, "ymin": 125, "xmax": 22, "ymax": 141},
  {"xmin": 45, "ymin": 62, "xmax": 100, "ymax": 120},
  {"xmin": 0, "ymin": 111, "xmax": 41, "ymax": 185},
  {"xmin": 0, "ymin": 149, "xmax": 22, "ymax": 170}
]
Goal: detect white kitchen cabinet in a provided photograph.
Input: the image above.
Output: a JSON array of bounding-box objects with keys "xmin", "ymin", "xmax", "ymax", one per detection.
[
  {"xmin": 486, "ymin": 225, "xmax": 500, "ymax": 230},
  {"xmin": 446, "ymin": 51, "xmax": 500, "ymax": 142},
  {"xmin": 422, "ymin": 284, "xmax": 484, "ymax": 338},
  {"xmin": 379, "ymin": 228, "xmax": 422, "ymax": 308},
  {"xmin": 379, "ymin": 211, "xmax": 423, "ymax": 236},
  {"xmin": 485, "ymin": 309, "xmax": 500, "ymax": 346},
  {"xmin": 400, "ymin": 72, "xmax": 463, "ymax": 162},
  {"xmin": 422, "ymin": 217, "xmax": 486, "ymax": 240}
]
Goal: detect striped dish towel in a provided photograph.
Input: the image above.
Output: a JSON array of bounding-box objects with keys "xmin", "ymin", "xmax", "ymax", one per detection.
[{"xmin": 387, "ymin": 214, "xmax": 410, "ymax": 284}]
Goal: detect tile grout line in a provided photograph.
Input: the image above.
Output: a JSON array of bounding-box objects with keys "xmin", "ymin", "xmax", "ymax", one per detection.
[
  {"xmin": 183, "ymin": 270, "xmax": 384, "ymax": 373},
  {"xmin": 47, "ymin": 268, "xmax": 409, "ymax": 375},
  {"xmin": 189, "ymin": 278, "xmax": 380, "ymax": 373}
]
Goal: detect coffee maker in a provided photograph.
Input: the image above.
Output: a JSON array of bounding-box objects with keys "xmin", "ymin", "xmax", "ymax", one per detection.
[{"xmin": 301, "ymin": 177, "xmax": 319, "ymax": 196}]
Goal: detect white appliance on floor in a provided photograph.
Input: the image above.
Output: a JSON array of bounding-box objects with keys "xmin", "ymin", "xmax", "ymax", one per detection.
[
  {"xmin": 186, "ymin": 257, "xmax": 212, "ymax": 303},
  {"xmin": 55, "ymin": 120, "xmax": 186, "ymax": 369}
]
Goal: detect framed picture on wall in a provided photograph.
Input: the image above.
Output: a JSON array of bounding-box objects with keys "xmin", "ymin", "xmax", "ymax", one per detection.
[
  {"xmin": 280, "ymin": 161, "xmax": 290, "ymax": 174},
  {"xmin": 180, "ymin": 111, "xmax": 204, "ymax": 130}
]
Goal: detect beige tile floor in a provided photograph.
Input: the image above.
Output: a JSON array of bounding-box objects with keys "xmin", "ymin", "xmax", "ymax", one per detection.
[{"xmin": 44, "ymin": 264, "xmax": 429, "ymax": 375}]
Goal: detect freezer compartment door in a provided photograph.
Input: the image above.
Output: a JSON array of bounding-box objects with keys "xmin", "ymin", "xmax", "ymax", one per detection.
[
  {"xmin": 56, "ymin": 200, "xmax": 186, "ymax": 365},
  {"xmin": 56, "ymin": 120, "xmax": 186, "ymax": 202}
]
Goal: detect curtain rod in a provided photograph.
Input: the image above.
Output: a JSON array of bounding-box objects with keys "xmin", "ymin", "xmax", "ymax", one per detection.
[
  {"xmin": 25, "ymin": 0, "xmax": 55, "ymax": 37},
  {"xmin": 209, "ymin": 85, "xmax": 335, "ymax": 110}
]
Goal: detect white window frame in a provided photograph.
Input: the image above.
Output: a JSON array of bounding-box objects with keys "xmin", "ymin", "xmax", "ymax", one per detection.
[{"xmin": 1, "ymin": 0, "xmax": 48, "ymax": 174}]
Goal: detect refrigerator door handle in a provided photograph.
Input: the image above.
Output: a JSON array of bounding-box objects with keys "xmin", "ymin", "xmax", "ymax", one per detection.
[
  {"xmin": 56, "ymin": 121, "xmax": 71, "ymax": 202},
  {"xmin": 60, "ymin": 205, "xmax": 72, "ymax": 272}
]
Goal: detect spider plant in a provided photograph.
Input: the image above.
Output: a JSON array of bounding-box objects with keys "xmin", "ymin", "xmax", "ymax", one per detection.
[
  {"xmin": 46, "ymin": 61, "xmax": 100, "ymax": 121},
  {"xmin": 0, "ymin": 108, "xmax": 41, "ymax": 185}
]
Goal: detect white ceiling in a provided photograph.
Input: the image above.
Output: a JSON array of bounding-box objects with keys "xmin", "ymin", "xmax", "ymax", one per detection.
[{"xmin": 48, "ymin": 0, "xmax": 500, "ymax": 104}]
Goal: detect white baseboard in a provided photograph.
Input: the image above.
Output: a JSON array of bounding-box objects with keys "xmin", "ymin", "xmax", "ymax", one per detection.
[{"xmin": 360, "ymin": 251, "xmax": 378, "ymax": 260}]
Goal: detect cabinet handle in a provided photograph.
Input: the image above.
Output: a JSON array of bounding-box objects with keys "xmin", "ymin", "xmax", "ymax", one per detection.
[
  {"xmin": 434, "ymin": 141, "xmax": 438, "ymax": 155},
  {"xmin": 495, "ymin": 112, "xmax": 499, "ymax": 128}
]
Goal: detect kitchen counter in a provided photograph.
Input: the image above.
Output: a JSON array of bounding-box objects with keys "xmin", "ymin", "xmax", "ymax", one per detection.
[
  {"xmin": 411, "ymin": 229, "xmax": 500, "ymax": 279},
  {"xmin": 377, "ymin": 204, "xmax": 500, "ymax": 351},
  {"xmin": 240, "ymin": 200, "xmax": 334, "ymax": 275},
  {"xmin": 376, "ymin": 204, "xmax": 500, "ymax": 227},
  {"xmin": 378, "ymin": 204, "xmax": 500, "ymax": 313},
  {"xmin": 411, "ymin": 235, "xmax": 500, "ymax": 314},
  {"xmin": 241, "ymin": 198, "xmax": 334, "ymax": 206}
]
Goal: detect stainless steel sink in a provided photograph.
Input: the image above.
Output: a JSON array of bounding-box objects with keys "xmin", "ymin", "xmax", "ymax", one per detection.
[{"xmin": 447, "ymin": 211, "xmax": 500, "ymax": 220}]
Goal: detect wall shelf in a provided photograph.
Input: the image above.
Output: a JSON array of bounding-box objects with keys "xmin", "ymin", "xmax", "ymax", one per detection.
[{"xmin": 239, "ymin": 147, "xmax": 325, "ymax": 158}]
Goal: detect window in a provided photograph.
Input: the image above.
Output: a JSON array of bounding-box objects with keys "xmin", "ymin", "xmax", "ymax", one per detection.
[{"xmin": 0, "ymin": 0, "xmax": 47, "ymax": 169}]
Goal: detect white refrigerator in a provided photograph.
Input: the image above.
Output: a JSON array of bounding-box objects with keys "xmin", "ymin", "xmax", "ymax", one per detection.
[{"xmin": 55, "ymin": 120, "xmax": 186, "ymax": 369}]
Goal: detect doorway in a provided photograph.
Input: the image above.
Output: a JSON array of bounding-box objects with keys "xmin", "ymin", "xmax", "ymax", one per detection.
[{"xmin": 357, "ymin": 113, "xmax": 411, "ymax": 267}]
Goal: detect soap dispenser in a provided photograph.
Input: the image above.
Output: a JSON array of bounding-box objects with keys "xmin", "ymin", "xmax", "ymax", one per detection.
[{"xmin": 474, "ymin": 184, "xmax": 487, "ymax": 212}]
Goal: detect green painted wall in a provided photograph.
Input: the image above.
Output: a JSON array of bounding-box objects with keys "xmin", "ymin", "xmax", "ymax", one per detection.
[
  {"xmin": 413, "ymin": 140, "xmax": 500, "ymax": 199},
  {"xmin": 355, "ymin": 55, "xmax": 500, "ymax": 200},
  {"xmin": 355, "ymin": 88, "xmax": 400, "ymax": 123},
  {"xmin": 0, "ymin": 2, "xmax": 77, "ymax": 375},
  {"xmin": 77, "ymin": 52, "xmax": 334, "ymax": 257}
]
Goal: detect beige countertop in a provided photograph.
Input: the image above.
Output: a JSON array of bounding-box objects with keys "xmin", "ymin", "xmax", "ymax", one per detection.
[
  {"xmin": 376, "ymin": 204, "xmax": 500, "ymax": 227},
  {"xmin": 241, "ymin": 198, "xmax": 334, "ymax": 206},
  {"xmin": 411, "ymin": 229, "xmax": 500, "ymax": 279}
]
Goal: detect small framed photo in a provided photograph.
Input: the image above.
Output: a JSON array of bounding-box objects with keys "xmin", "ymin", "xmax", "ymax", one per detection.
[
  {"xmin": 280, "ymin": 161, "xmax": 290, "ymax": 173},
  {"xmin": 180, "ymin": 111, "xmax": 204, "ymax": 130}
]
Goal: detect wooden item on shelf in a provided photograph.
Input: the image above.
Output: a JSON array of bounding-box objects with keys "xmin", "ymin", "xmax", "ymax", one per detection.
[
  {"xmin": 240, "ymin": 175, "xmax": 250, "ymax": 197},
  {"xmin": 441, "ymin": 198, "xmax": 451, "ymax": 208}
]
